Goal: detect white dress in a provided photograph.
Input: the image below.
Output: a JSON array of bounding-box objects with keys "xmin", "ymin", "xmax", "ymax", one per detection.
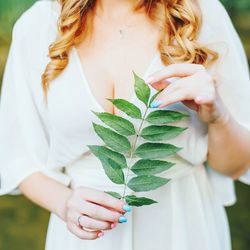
[{"xmin": 0, "ymin": 0, "xmax": 250, "ymax": 249}]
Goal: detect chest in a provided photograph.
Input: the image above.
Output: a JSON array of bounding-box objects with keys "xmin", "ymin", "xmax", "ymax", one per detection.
[
  {"xmin": 45, "ymin": 45, "xmax": 207, "ymax": 168},
  {"xmin": 74, "ymin": 16, "xmax": 161, "ymax": 114}
]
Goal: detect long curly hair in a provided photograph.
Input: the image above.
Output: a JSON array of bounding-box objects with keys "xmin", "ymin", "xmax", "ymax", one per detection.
[{"xmin": 42, "ymin": 0, "xmax": 218, "ymax": 98}]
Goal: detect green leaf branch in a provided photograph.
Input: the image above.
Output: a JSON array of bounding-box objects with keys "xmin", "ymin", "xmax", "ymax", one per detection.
[{"xmin": 88, "ymin": 72, "xmax": 188, "ymax": 207}]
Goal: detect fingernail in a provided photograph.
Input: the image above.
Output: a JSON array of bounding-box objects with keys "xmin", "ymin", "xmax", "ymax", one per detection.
[
  {"xmin": 123, "ymin": 204, "xmax": 132, "ymax": 212},
  {"xmin": 150, "ymin": 100, "xmax": 162, "ymax": 108},
  {"xmin": 98, "ymin": 232, "xmax": 104, "ymax": 237},
  {"xmin": 145, "ymin": 76, "xmax": 154, "ymax": 84},
  {"xmin": 119, "ymin": 216, "xmax": 127, "ymax": 223},
  {"xmin": 111, "ymin": 223, "xmax": 117, "ymax": 229}
]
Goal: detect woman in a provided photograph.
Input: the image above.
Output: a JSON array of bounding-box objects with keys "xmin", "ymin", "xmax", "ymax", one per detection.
[{"xmin": 0, "ymin": 0, "xmax": 250, "ymax": 249}]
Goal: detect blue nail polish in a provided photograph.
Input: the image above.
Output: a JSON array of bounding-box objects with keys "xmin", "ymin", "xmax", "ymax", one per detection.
[
  {"xmin": 150, "ymin": 100, "xmax": 162, "ymax": 108},
  {"xmin": 123, "ymin": 205, "xmax": 132, "ymax": 212},
  {"xmin": 119, "ymin": 216, "xmax": 127, "ymax": 223}
]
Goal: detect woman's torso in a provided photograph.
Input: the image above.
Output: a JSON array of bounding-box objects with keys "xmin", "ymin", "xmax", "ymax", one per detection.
[
  {"xmin": 74, "ymin": 5, "xmax": 161, "ymax": 115},
  {"xmin": 14, "ymin": 0, "xmax": 208, "ymax": 172}
]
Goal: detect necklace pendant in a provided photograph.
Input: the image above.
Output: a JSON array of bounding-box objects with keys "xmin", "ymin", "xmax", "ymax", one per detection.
[{"xmin": 119, "ymin": 29, "xmax": 125, "ymax": 39}]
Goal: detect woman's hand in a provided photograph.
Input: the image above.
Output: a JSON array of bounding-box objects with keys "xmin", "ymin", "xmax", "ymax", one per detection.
[
  {"xmin": 146, "ymin": 64, "xmax": 229, "ymax": 124},
  {"xmin": 65, "ymin": 187, "xmax": 131, "ymax": 240}
]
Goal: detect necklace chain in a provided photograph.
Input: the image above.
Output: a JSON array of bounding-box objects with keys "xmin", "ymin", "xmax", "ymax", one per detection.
[{"xmin": 95, "ymin": 12, "xmax": 139, "ymax": 39}]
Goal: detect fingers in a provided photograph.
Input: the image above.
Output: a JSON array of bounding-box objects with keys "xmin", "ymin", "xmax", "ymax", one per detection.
[
  {"xmin": 65, "ymin": 187, "xmax": 131, "ymax": 240},
  {"xmin": 150, "ymin": 72, "xmax": 215, "ymax": 108},
  {"xmin": 150, "ymin": 77, "xmax": 190, "ymax": 107},
  {"xmin": 157, "ymin": 89, "xmax": 191, "ymax": 108},
  {"xmin": 157, "ymin": 88, "xmax": 214, "ymax": 108},
  {"xmin": 79, "ymin": 200, "xmax": 126, "ymax": 223},
  {"xmin": 80, "ymin": 188, "xmax": 128, "ymax": 214},
  {"xmin": 150, "ymin": 79, "xmax": 172, "ymax": 91},
  {"xmin": 146, "ymin": 63, "xmax": 205, "ymax": 85},
  {"xmin": 78, "ymin": 214, "xmax": 115, "ymax": 231},
  {"xmin": 67, "ymin": 223, "xmax": 102, "ymax": 240},
  {"xmin": 194, "ymin": 94, "xmax": 214, "ymax": 105},
  {"xmin": 68, "ymin": 211, "xmax": 115, "ymax": 231}
]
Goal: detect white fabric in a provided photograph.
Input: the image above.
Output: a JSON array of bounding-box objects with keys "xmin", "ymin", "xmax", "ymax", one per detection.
[
  {"xmin": 66, "ymin": 151, "xmax": 201, "ymax": 194},
  {"xmin": 0, "ymin": 0, "xmax": 250, "ymax": 249},
  {"xmin": 197, "ymin": 0, "xmax": 250, "ymax": 205}
]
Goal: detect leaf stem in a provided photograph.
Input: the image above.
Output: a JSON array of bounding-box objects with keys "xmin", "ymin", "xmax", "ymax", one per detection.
[{"xmin": 122, "ymin": 106, "xmax": 149, "ymax": 200}]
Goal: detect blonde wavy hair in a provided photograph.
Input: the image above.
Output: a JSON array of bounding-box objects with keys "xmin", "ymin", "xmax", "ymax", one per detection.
[{"xmin": 42, "ymin": 0, "xmax": 218, "ymax": 98}]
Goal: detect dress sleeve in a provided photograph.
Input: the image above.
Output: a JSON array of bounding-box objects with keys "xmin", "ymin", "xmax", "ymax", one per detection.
[
  {"xmin": 0, "ymin": 11, "xmax": 70, "ymax": 195},
  {"xmin": 199, "ymin": 0, "xmax": 250, "ymax": 205}
]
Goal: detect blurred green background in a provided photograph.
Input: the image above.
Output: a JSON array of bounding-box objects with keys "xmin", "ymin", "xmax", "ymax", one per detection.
[{"xmin": 0, "ymin": 0, "xmax": 250, "ymax": 249}]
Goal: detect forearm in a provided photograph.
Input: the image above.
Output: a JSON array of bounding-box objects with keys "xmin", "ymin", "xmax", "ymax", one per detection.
[
  {"xmin": 208, "ymin": 113, "xmax": 250, "ymax": 178},
  {"xmin": 19, "ymin": 172, "xmax": 73, "ymax": 221}
]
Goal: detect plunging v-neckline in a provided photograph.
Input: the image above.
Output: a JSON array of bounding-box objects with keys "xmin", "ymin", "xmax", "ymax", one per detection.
[{"xmin": 72, "ymin": 46, "xmax": 160, "ymax": 115}]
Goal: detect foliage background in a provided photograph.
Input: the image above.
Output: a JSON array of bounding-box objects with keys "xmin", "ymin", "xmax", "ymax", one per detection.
[{"xmin": 0, "ymin": 0, "xmax": 249, "ymax": 249}]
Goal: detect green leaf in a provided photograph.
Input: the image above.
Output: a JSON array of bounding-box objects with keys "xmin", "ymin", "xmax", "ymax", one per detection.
[
  {"xmin": 107, "ymin": 98, "xmax": 142, "ymax": 119},
  {"xmin": 88, "ymin": 145, "xmax": 125, "ymax": 184},
  {"xmin": 131, "ymin": 159, "xmax": 174, "ymax": 175},
  {"xmin": 88, "ymin": 145, "xmax": 127, "ymax": 169},
  {"xmin": 140, "ymin": 125, "xmax": 187, "ymax": 141},
  {"xmin": 149, "ymin": 89, "xmax": 163, "ymax": 106},
  {"xmin": 135, "ymin": 142, "xmax": 182, "ymax": 159},
  {"xmin": 93, "ymin": 123, "xmax": 131, "ymax": 153},
  {"xmin": 125, "ymin": 195, "xmax": 157, "ymax": 207},
  {"xmin": 146, "ymin": 110, "xmax": 188, "ymax": 125},
  {"xmin": 100, "ymin": 157, "xmax": 125, "ymax": 184},
  {"xmin": 105, "ymin": 191, "xmax": 122, "ymax": 199},
  {"xmin": 92, "ymin": 111, "xmax": 136, "ymax": 136},
  {"xmin": 133, "ymin": 71, "xmax": 150, "ymax": 106},
  {"xmin": 127, "ymin": 175, "xmax": 170, "ymax": 192}
]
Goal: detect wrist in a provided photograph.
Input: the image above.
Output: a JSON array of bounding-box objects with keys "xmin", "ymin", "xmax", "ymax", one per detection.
[
  {"xmin": 54, "ymin": 186, "xmax": 73, "ymax": 221},
  {"xmin": 209, "ymin": 108, "xmax": 231, "ymax": 128},
  {"xmin": 209, "ymin": 93, "xmax": 231, "ymax": 126}
]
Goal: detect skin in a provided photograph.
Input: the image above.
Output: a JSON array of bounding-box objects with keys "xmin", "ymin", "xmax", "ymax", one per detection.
[
  {"xmin": 75, "ymin": 0, "xmax": 161, "ymax": 115},
  {"xmin": 20, "ymin": 0, "xmax": 151, "ymax": 241},
  {"xmin": 146, "ymin": 64, "xmax": 250, "ymax": 178},
  {"xmin": 20, "ymin": 173, "xmax": 126, "ymax": 240},
  {"xmin": 19, "ymin": 0, "xmax": 250, "ymax": 241}
]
